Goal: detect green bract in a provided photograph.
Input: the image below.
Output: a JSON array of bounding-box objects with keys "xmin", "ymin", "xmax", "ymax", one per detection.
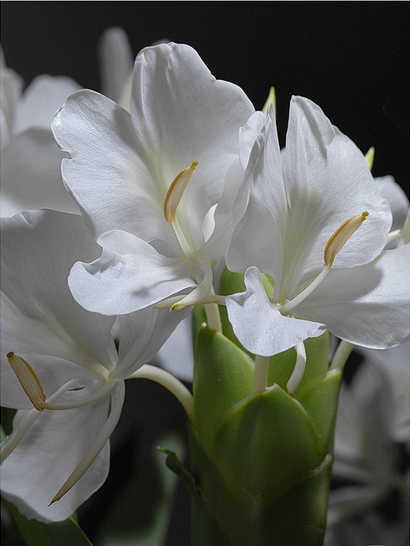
[{"xmin": 179, "ymin": 311, "xmax": 342, "ymax": 546}]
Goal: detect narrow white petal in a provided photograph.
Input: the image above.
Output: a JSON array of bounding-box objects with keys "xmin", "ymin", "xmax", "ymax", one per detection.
[
  {"xmin": 375, "ymin": 175, "xmax": 409, "ymax": 232},
  {"xmin": 154, "ymin": 315, "xmax": 194, "ymax": 382},
  {"xmin": 49, "ymin": 381, "xmax": 125, "ymax": 505},
  {"xmin": 227, "ymin": 107, "xmax": 287, "ymax": 280}
]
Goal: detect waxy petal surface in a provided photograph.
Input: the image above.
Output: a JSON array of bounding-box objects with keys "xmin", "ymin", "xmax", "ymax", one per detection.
[
  {"xmin": 1, "ymin": 392, "xmax": 112, "ymax": 522},
  {"xmin": 226, "ymin": 267, "xmax": 325, "ymax": 357},
  {"xmin": 227, "ymin": 98, "xmax": 392, "ymax": 302},
  {"xmin": 296, "ymin": 245, "xmax": 410, "ymax": 348},
  {"xmin": 0, "ymin": 211, "xmax": 117, "ymax": 407},
  {"xmin": 69, "ymin": 229, "xmax": 198, "ymax": 314}
]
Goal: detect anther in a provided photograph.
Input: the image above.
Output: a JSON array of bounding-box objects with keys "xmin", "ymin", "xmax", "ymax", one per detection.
[
  {"xmin": 324, "ymin": 212, "xmax": 368, "ymax": 267},
  {"xmin": 164, "ymin": 161, "xmax": 198, "ymax": 222},
  {"xmin": 163, "ymin": 161, "xmax": 202, "ymax": 266},
  {"xmin": 7, "ymin": 352, "xmax": 46, "ymax": 411}
]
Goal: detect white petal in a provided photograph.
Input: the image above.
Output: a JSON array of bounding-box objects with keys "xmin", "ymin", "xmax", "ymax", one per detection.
[
  {"xmin": 131, "ymin": 42, "xmax": 254, "ymax": 207},
  {"xmin": 238, "ymin": 111, "xmax": 265, "ymax": 172},
  {"xmin": 114, "ymin": 304, "xmax": 190, "ymax": 379},
  {"xmin": 129, "ymin": 42, "xmax": 255, "ymax": 247},
  {"xmin": 0, "ymin": 211, "xmax": 117, "ymax": 406},
  {"xmin": 375, "ymin": 175, "xmax": 409, "ymax": 232},
  {"xmin": 68, "ymin": 230, "xmax": 197, "ymax": 315},
  {"xmin": 357, "ymin": 342, "xmax": 410, "ymax": 443},
  {"xmin": 0, "ymin": 128, "xmax": 78, "ymax": 216},
  {"xmin": 281, "ymin": 97, "xmax": 392, "ymax": 282},
  {"xmin": 0, "ymin": 393, "xmax": 113, "ymax": 522},
  {"xmin": 226, "ymin": 106, "xmax": 287, "ymax": 281},
  {"xmin": 154, "ymin": 315, "xmax": 194, "ymax": 382},
  {"xmin": 0, "ymin": 67, "xmax": 24, "ymax": 148},
  {"xmin": 52, "ymin": 90, "xmax": 170, "ymax": 244},
  {"xmin": 296, "ymin": 245, "xmax": 410, "ymax": 348},
  {"xmin": 226, "ymin": 267, "xmax": 325, "ymax": 357},
  {"xmin": 13, "ymin": 75, "xmax": 80, "ymax": 134}
]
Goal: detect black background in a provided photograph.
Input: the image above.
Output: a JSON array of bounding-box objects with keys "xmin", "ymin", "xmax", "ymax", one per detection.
[
  {"xmin": 2, "ymin": 2, "xmax": 409, "ymax": 191},
  {"xmin": 1, "ymin": 3, "xmax": 409, "ymax": 545}
]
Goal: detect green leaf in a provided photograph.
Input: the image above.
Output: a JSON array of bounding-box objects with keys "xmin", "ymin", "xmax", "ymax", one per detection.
[
  {"xmin": 193, "ymin": 325, "xmax": 254, "ymax": 454},
  {"xmin": 5, "ymin": 501, "xmax": 93, "ymax": 546}
]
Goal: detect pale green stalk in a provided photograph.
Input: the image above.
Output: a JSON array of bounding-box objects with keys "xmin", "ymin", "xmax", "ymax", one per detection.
[{"xmin": 253, "ymin": 355, "xmax": 270, "ymax": 395}]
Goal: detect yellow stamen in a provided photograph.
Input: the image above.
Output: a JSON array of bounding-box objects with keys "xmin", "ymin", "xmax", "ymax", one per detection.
[
  {"xmin": 163, "ymin": 161, "xmax": 198, "ymax": 222},
  {"xmin": 163, "ymin": 161, "xmax": 202, "ymax": 266},
  {"xmin": 324, "ymin": 212, "xmax": 369, "ymax": 267},
  {"xmin": 262, "ymin": 87, "xmax": 276, "ymax": 116},
  {"xmin": 364, "ymin": 147, "xmax": 375, "ymax": 170},
  {"xmin": 7, "ymin": 352, "xmax": 46, "ymax": 411}
]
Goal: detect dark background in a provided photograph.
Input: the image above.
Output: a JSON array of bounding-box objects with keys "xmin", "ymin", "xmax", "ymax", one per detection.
[
  {"xmin": 1, "ymin": 3, "xmax": 409, "ymax": 545},
  {"xmin": 2, "ymin": 2, "xmax": 409, "ymax": 192}
]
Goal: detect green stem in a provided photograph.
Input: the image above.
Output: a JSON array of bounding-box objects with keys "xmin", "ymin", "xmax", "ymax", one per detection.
[
  {"xmin": 253, "ymin": 355, "xmax": 270, "ymax": 395},
  {"xmin": 128, "ymin": 364, "xmax": 194, "ymax": 421}
]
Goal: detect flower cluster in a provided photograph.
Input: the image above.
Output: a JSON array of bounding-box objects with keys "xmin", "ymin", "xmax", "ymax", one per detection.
[{"xmin": 1, "ymin": 29, "xmax": 409, "ymax": 537}]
